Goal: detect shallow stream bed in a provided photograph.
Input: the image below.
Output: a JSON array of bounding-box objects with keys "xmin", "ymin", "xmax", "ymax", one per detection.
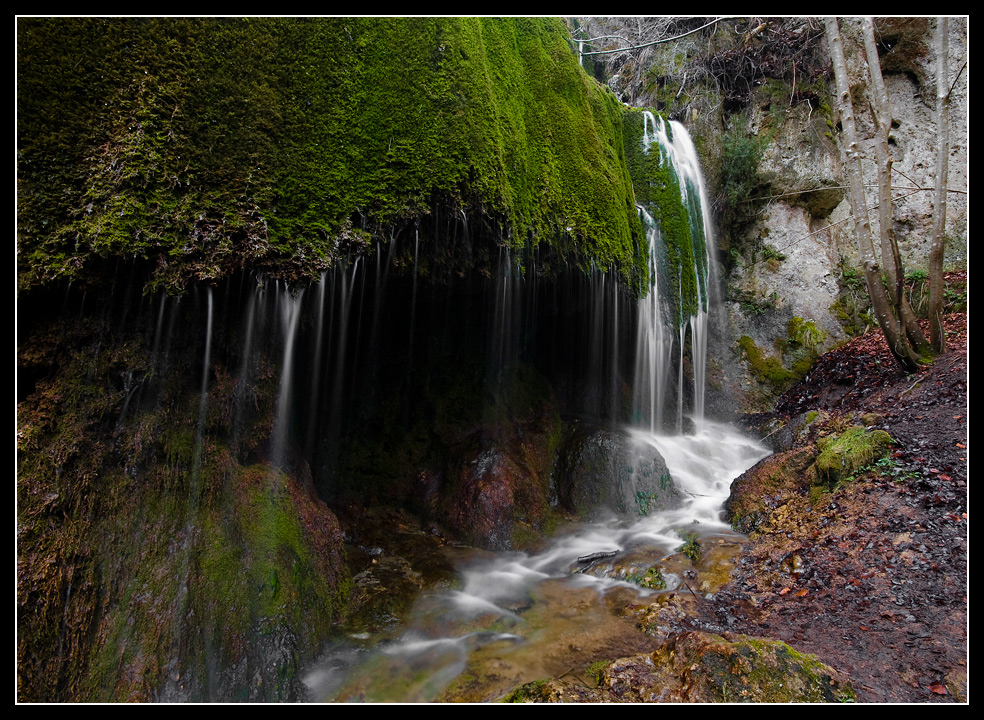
[{"xmin": 303, "ymin": 420, "xmax": 770, "ymax": 703}]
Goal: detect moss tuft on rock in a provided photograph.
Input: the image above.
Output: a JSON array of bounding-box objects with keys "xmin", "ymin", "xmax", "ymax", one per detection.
[{"xmin": 813, "ymin": 426, "xmax": 895, "ymax": 486}]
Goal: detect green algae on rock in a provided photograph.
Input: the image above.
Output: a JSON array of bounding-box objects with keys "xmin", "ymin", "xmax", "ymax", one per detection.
[
  {"xmin": 599, "ymin": 631, "xmax": 856, "ymax": 702},
  {"xmin": 813, "ymin": 426, "xmax": 895, "ymax": 487},
  {"xmin": 17, "ymin": 307, "xmax": 349, "ymax": 702}
]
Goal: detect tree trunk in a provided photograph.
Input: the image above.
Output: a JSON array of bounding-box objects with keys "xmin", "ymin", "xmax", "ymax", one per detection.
[
  {"xmin": 928, "ymin": 17, "xmax": 949, "ymax": 353},
  {"xmin": 861, "ymin": 17, "xmax": 931, "ymax": 358},
  {"xmin": 824, "ymin": 17, "xmax": 921, "ymax": 373}
]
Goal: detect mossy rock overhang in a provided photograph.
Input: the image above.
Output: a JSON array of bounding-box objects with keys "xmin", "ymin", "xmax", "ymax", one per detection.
[{"xmin": 17, "ymin": 17, "xmax": 661, "ymax": 296}]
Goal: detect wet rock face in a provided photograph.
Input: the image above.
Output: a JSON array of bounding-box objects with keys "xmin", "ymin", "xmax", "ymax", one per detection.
[
  {"xmin": 425, "ymin": 419, "xmax": 559, "ymax": 552},
  {"xmin": 413, "ymin": 416, "xmax": 687, "ymax": 552},
  {"xmin": 442, "ymin": 442, "xmax": 533, "ymax": 551},
  {"xmin": 553, "ymin": 423, "xmax": 683, "ymax": 519},
  {"xmin": 16, "ymin": 301, "xmax": 351, "ymax": 702}
]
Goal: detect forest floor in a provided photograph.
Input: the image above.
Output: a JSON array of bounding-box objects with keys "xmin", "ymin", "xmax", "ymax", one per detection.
[
  {"xmin": 331, "ymin": 310, "xmax": 968, "ymax": 703},
  {"xmin": 702, "ymin": 309, "xmax": 969, "ymax": 702}
]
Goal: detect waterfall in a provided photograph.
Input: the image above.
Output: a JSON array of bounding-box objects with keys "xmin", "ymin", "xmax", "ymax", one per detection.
[
  {"xmin": 316, "ymin": 256, "xmax": 361, "ymax": 475},
  {"xmin": 488, "ymin": 247, "xmax": 522, "ymax": 403},
  {"xmin": 191, "ymin": 286, "xmax": 213, "ymax": 496},
  {"xmin": 633, "ymin": 207, "xmax": 671, "ymax": 433},
  {"xmin": 26, "ymin": 108, "xmax": 747, "ymax": 703},
  {"xmin": 632, "ymin": 112, "xmax": 715, "ymax": 431},
  {"xmin": 231, "ymin": 281, "xmax": 259, "ymax": 457},
  {"xmin": 305, "ymin": 272, "xmax": 328, "ymax": 457},
  {"xmin": 270, "ymin": 284, "xmax": 305, "ymax": 470}
]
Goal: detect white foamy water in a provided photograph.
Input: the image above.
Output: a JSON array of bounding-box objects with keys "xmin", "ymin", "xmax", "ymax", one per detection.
[{"xmin": 303, "ymin": 419, "xmax": 769, "ymax": 703}]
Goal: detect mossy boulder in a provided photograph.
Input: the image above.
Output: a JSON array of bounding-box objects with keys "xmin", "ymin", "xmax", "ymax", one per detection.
[
  {"xmin": 725, "ymin": 446, "xmax": 817, "ymax": 534},
  {"xmin": 813, "ymin": 425, "xmax": 895, "ymax": 486},
  {"xmin": 726, "ymin": 423, "xmax": 896, "ymax": 535},
  {"xmin": 553, "ymin": 423, "xmax": 682, "ymax": 519},
  {"xmin": 502, "ymin": 631, "xmax": 856, "ymax": 703},
  {"xmin": 597, "ymin": 631, "xmax": 856, "ymax": 702}
]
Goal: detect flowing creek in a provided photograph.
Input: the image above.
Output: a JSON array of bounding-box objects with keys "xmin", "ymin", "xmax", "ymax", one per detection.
[
  {"xmin": 303, "ymin": 420, "xmax": 769, "ymax": 702},
  {"xmin": 297, "ymin": 114, "xmax": 768, "ymax": 703}
]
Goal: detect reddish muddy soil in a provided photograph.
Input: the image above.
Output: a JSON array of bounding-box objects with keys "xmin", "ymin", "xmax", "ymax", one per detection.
[{"xmin": 700, "ymin": 311, "xmax": 968, "ymax": 702}]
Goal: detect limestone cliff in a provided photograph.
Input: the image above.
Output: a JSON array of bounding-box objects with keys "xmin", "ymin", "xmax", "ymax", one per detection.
[{"xmin": 578, "ymin": 16, "xmax": 968, "ymax": 411}]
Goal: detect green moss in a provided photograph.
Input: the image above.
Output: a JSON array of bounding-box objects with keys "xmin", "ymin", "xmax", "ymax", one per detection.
[
  {"xmin": 787, "ymin": 316, "xmax": 826, "ymax": 353},
  {"xmin": 162, "ymin": 425, "xmax": 196, "ymax": 467},
  {"xmin": 739, "ymin": 335, "xmax": 797, "ymax": 393},
  {"xmin": 604, "ymin": 630, "xmax": 860, "ymax": 702},
  {"xmin": 717, "ymin": 635, "xmax": 857, "ymax": 703},
  {"xmin": 808, "ymin": 483, "xmax": 830, "ymax": 507},
  {"xmin": 813, "ymin": 426, "xmax": 895, "ymax": 487},
  {"xmin": 739, "ymin": 318, "xmax": 826, "ymax": 400},
  {"xmin": 622, "ymin": 107, "xmax": 708, "ymax": 323},
  {"xmin": 216, "ymin": 463, "xmax": 346, "ymax": 623},
  {"xmin": 18, "ymin": 17, "xmax": 649, "ymax": 294},
  {"xmin": 501, "ymin": 678, "xmax": 551, "ymax": 703}
]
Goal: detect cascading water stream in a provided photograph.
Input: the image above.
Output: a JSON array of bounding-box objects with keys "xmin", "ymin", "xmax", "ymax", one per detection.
[
  {"xmin": 325, "ymin": 257, "xmax": 360, "ymax": 463},
  {"xmin": 303, "ymin": 420, "xmax": 769, "ymax": 703},
  {"xmin": 270, "ymin": 284, "xmax": 305, "ymax": 470},
  {"xmin": 305, "ymin": 272, "xmax": 328, "ymax": 457},
  {"xmin": 633, "ymin": 112, "xmax": 714, "ymax": 433},
  {"xmin": 299, "ymin": 112, "xmax": 770, "ymax": 703},
  {"xmin": 633, "ymin": 207, "xmax": 672, "ymax": 434}
]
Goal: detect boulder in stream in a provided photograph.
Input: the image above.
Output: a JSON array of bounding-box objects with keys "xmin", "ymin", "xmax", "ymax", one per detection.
[{"xmin": 553, "ymin": 422, "xmax": 684, "ymax": 519}]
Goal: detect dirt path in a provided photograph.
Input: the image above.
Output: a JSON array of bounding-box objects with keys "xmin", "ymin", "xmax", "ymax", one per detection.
[{"xmin": 700, "ymin": 312, "xmax": 968, "ymax": 702}]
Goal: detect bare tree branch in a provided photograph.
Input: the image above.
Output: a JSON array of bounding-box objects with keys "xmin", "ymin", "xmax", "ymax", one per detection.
[{"xmin": 578, "ymin": 16, "xmax": 739, "ymax": 56}]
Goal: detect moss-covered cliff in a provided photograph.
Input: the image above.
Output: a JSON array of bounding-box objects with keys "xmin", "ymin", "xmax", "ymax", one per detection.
[
  {"xmin": 17, "ymin": 17, "xmax": 719, "ymax": 702},
  {"xmin": 18, "ymin": 17, "xmax": 646, "ymax": 294}
]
